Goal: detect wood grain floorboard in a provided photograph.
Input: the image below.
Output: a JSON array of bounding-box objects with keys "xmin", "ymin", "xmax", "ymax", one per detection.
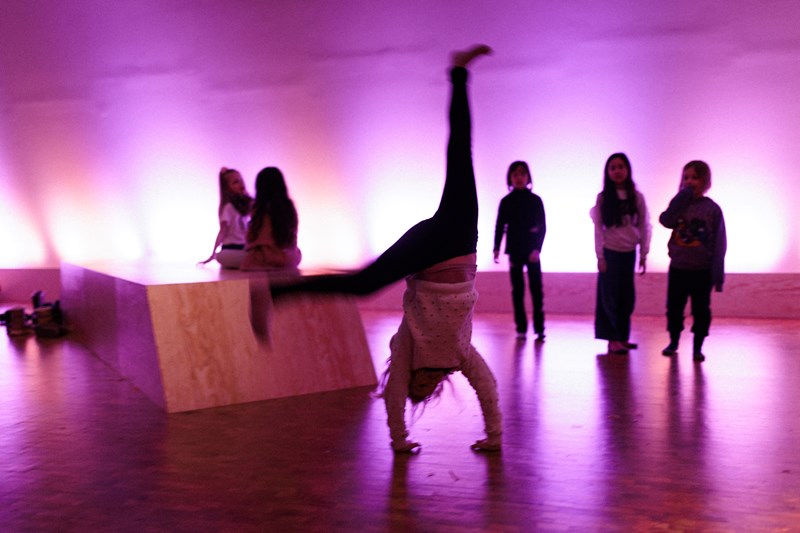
[{"xmin": 1, "ymin": 311, "xmax": 799, "ymax": 532}]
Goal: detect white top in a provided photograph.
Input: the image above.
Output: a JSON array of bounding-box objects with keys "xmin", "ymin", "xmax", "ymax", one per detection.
[
  {"xmin": 383, "ymin": 277, "xmax": 502, "ymax": 444},
  {"xmin": 590, "ymin": 190, "xmax": 652, "ymax": 259},
  {"xmin": 220, "ymin": 203, "xmax": 249, "ymax": 245}
]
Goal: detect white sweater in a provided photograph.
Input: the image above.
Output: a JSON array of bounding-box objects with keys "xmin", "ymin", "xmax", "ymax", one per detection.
[
  {"xmin": 590, "ymin": 190, "xmax": 652, "ymax": 259},
  {"xmin": 383, "ymin": 277, "xmax": 502, "ymax": 443}
]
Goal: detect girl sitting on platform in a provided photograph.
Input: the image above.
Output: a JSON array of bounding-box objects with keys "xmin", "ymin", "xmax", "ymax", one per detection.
[
  {"xmin": 199, "ymin": 167, "xmax": 252, "ymax": 269},
  {"xmin": 241, "ymin": 167, "xmax": 302, "ymax": 271}
]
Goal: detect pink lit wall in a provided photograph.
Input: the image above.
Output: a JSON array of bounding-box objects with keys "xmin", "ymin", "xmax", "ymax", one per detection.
[{"xmin": 1, "ymin": 1, "xmax": 798, "ymax": 273}]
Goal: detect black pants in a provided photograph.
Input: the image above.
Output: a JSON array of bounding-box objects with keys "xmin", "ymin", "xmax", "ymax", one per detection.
[
  {"xmin": 273, "ymin": 67, "xmax": 478, "ymax": 297},
  {"xmin": 666, "ymin": 266, "xmax": 712, "ymax": 338},
  {"xmin": 509, "ymin": 257, "xmax": 544, "ymax": 334},
  {"xmin": 595, "ymin": 248, "xmax": 635, "ymax": 342}
]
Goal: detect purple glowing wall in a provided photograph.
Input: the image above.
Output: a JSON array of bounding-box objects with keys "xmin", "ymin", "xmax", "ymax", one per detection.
[{"xmin": 1, "ymin": 1, "xmax": 798, "ymax": 272}]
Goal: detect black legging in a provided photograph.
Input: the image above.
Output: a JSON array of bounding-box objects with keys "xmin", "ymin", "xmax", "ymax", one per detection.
[{"xmin": 273, "ymin": 67, "xmax": 478, "ymax": 297}]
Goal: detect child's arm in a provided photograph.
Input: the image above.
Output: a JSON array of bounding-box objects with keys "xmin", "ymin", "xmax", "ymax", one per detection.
[
  {"xmin": 384, "ymin": 320, "xmax": 418, "ymax": 452},
  {"xmin": 530, "ymin": 196, "xmax": 546, "ymax": 260},
  {"xmin": 659, "ymin": 186, "xmax": 694, "ymax": 228},
  {"xmin": 198, "ymin": 223, "xmax": 227, "ymax": 265},
  {"xmin": 712, "ymin": 207, "xmax": 727, "ymax": 292},
  {"xmin": 638, "ymin": 192, "xmax": 652, "ymax": 273},
  {"xmin": 460, "ymin": 345, "xmax": 502, "ymax": 450},
  {"xmin": 493, "ymin": 198, "xmax": 507, "ymax": 263},
  {"xmin": 589, "ymin": 195, "xmax": 606, "ymax": 271}
]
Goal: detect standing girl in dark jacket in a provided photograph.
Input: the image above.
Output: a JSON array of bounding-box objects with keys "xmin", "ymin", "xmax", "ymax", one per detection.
[{"xmin": 493, "ymin": 161, "xmax": 547, "ymax": 341}]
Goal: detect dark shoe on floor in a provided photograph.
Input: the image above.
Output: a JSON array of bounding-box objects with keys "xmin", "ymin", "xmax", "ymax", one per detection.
[
  {"xmin": 693, "ymin": 351, "xmax": 706, "ymax": 362},
  {"xmin": 624, "ymin": 341, "xmax": 638, "ymax": 349},
  {"xmin": 608, "ymin": 341, "xmax": 629, "ymax": 354},
  {"xmin": 662, "ymin": 343, "xmax": 678, "ymax": 356},
  {"xmin": 4, "ymin": 307, "xmax": 31, "ymax": 337},
  {"xmin": 535, "ymin": 333, "xmax": 545, "ymax": 343}
]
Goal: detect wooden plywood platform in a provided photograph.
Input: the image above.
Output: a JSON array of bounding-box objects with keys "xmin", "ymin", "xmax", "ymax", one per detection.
[{"xmin": 59, "ymin": 261, "xmax": 376, "ymax": 412}]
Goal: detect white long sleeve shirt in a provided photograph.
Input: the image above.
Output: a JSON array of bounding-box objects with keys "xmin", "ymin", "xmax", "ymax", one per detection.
[
  {"xmin": 590, "ymin": 190, "xmax": 652, "ymax": 259},
  {"xmin": 383, "ymin": 277, "xmax": 502, "ymax": 444}
]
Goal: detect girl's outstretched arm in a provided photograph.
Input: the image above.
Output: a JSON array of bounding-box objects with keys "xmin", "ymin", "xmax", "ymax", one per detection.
[
  {"xmin": 638, "ymin": 192, "xmax": 652, "ymax": 274},
  {"xmin": 382, "ymin": 320, "xmax": 418, "ymax": 452},
  {"xmin": 712, "ymin": 207, "xmax": 727, "ymax": 292},
  {"xmin": 460, "ymin": 345, "xmax": 502, "ymax": 451},
  {"xmin": 198, "ymin": 223, "xmax": 227, "ymax": 265}
]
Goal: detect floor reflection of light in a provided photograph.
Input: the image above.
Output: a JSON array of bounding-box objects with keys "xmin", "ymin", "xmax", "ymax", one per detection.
[
  {"xmin": 0, "ymin": 336, "xmax": 40, "ymax": 465},
  {"xmin": 2, "ymin": 307, "xmax": 799, "ymax": 527},
  {"xmin": 696, "ymin": 320, "xmax": 800, "ymax": 509},
  {"xmin": 0, "ymin": 337, "xmax": 25, "ymax": 396},
  {"xmin": 338, "ymin": 312, "xmax": 800, "ymax": 524},
  {"xmin": 478, "ymin": 314, "xmax": 609, "ymax": 511}
]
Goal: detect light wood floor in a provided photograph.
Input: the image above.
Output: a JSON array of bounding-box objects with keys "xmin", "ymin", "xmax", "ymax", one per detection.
[{"xmin": 2, "ymin": 310, "xmax": 799, "ymax": 532}]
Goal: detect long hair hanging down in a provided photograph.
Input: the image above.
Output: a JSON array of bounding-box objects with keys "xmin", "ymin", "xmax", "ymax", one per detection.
[
  {"xmin": 218, "ymin": 167, "xmax": 252, "ymax": 216},
  {"xmin": 600, "ymin": 152, "xmax": 639, "ymax": 228},
  {"xmin": 248, "ymin": 167, "xmax": 298, "ymax": 247},
  {"xmin": 373, "ymin": 359, "xmax": 452, "ymax": 418}
]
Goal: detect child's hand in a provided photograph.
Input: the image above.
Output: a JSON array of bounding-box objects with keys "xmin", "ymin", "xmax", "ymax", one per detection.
[
  {"xmin": 392, "ymin": 439, "xmax": 421, "ymax": 453},
  {"xmin": 493, "ymin": 250, "xmax": 500, "ymax": 264},
  {"xmin": 529, "ymin": 250, "xmax": 540, "ymax": 263},
  {"xmin": 470, "ymin": 437, "xmax": 501, "ymax": 452},
  {"xmin": 597, "ymin": 258, "xmax": 607, "ymax": 273}
]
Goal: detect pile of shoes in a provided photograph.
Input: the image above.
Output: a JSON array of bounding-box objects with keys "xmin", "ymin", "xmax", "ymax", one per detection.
[
  {"xmin": 1, "ymin": 307, "xmax": 32, "ymax": 336},
  {"xmin": 1, "ymin": 291, "xmax": 67, "ymax": 338},
  {"xmin": 31, "ymin": 291, "xmax": 67, "ymax": 338}
]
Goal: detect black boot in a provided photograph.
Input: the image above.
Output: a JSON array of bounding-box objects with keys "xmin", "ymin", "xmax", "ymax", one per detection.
[
  {"xmin": 662, "ymin": 332, "xmax": 680, "ymax": 356},
  {"xmin": 693, "ymin": 335, "xmax": 706, "ymax": 362}
]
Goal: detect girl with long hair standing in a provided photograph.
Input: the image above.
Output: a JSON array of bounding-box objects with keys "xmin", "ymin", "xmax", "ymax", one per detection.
[{"xmin": 590, "ymin": 153, "xmax": 651, "ymax": 354}]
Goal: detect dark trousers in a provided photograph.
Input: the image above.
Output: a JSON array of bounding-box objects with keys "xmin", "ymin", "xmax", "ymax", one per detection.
[
  {"xmin": 509, "ymin": 257, "xmax": 544, "ymax": 334},
  {"xmin": 594, "ymin": 249, "xmax": 635, "ymax": 341},
  {"xmin": 273, "ymin": 67, "xmax": 477, "ymax": 297},
  {"xmin": 666, "ymin": 266, "xmax": 712, "ymax": 339}
]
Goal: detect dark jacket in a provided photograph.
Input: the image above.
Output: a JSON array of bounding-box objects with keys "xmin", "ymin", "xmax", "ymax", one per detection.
[
  {"xmin": 493, "ymin": 189, "xmax": 546, "ymax": 261},
  {"xmin": 659, "ymin": 186, "xmax": 727, "ymax": 291}
]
